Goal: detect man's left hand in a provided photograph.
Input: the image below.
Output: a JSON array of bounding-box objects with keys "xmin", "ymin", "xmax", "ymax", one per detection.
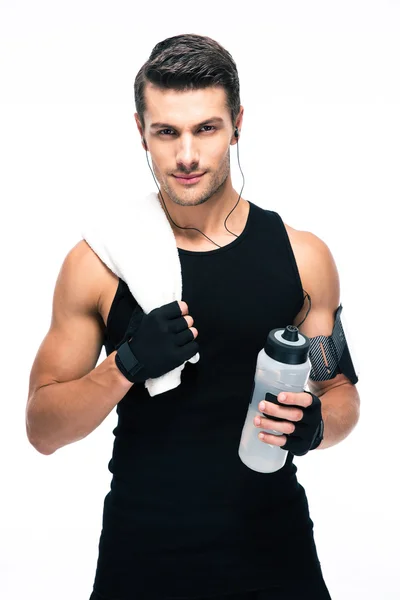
[{"xmin": 254, "ymin": 391, "xmax": 324, "ymax": 456}]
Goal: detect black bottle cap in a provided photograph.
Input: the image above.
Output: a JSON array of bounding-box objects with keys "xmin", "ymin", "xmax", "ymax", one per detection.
[
  {"xmin": 282, "ymin": 325, "xmax": 299, "ymax": 342},
  {"xmin": 264, "ymin": 325, "xmax": 310, "ymax": 365}
]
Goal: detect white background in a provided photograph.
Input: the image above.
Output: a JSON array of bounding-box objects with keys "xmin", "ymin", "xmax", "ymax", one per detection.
[{"xmin": 1, "ymin": 1, "xmax": 399, "ymax": 598}]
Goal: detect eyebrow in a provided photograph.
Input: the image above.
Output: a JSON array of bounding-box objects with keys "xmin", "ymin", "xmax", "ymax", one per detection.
[{"xmin": 149, "ymin": 117, "xmax": 225, "ymax": 130}]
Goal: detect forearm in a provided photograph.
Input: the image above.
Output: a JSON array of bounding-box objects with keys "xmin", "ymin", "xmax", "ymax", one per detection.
[
  {"xmin": 316, "ymin": 383, "xmax": 360, "ymax": 450},
  {"xmin": 26, "ymin": 351, "xmax": 133, "ymax": 455}
]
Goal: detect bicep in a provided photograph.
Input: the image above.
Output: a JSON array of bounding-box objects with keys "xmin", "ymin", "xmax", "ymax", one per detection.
[
  {"xmin": 28, "ymin": 241, "xmax": 105, "ymax": 399},
  {"xmin": 293, "ymin": 232, "xmax": 347, "ymax": 396},
  {"xmin": 294, "ymin": 232, "xmax": 341, "ymax": 338}
]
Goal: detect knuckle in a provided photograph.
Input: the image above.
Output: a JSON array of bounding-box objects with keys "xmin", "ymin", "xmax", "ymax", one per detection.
[
  {"xmin": 266, "ymin": 403, "xmax": 279, "ymax": 416},
  {"xmin": 264, "ymin": 419, "xmax": 277, "ymax": 430},
  {"xmin": 184, "ymin": 315, "xmax": 194, "ymax": 327},
  {"xmin": 282, "ymin": 422, "xmax": 292, "ymax": 434},
  {"xmin": 273, "ymin": 421, "xmax": 294, "ymax": 435}
]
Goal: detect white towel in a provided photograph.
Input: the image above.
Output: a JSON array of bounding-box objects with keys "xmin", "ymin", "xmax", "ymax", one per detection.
[{"xmin": 81, "ymin": 191, "xmax": 200, "ymax": 397}]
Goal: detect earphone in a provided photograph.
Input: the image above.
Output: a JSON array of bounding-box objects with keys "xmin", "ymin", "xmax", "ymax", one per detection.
[{"xmin": 142, "ymin": 124, "xmax": 244, "ymax": 248}]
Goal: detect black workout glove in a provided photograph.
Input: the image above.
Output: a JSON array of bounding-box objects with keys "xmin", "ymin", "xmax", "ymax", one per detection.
[
  {"xmin": 115, "ymin": 300, "xmax": 199, "ymax": 383},
  {"xmin": 265, "ymin": 391, "xmax": 324, "ymax": 456}
]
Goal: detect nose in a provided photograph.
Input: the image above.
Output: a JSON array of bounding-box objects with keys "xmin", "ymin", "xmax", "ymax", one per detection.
[{"xmin": 175, "ymin": 134, "xmax": 200, "ymax": 172}]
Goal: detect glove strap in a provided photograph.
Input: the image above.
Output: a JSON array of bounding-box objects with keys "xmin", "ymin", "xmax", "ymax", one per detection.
[
  {"xmin": 310, "ymin": 419, "xmax": 324, "ymax": 450},
  {"xmin": 115, "ymin": 341, "xmax": 143, "ymax": 382},
  {"xmin": 303, "ymin": 390, "xmax": 325, "ymax": 451}
]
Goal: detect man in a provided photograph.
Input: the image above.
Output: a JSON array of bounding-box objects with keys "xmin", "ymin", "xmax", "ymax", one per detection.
[{"xmin": 26, "ymin": 34, "xmax": 360, "ymax": 600}]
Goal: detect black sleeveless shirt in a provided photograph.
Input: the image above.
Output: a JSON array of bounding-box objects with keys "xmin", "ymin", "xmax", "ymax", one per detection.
[{"xmin": 92, "ymin": 201, "xmax": 323, "ymax": 599}]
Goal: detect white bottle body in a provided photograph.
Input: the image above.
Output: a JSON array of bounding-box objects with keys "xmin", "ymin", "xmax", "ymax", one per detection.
[{"xmin": 238, "ymin": 348, "xmax": 311, "ymax": 473}]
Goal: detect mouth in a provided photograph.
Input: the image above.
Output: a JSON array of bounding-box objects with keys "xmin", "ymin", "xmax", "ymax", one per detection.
[{"xmin": 173, "ymin": 173, "xmax": 205, "ymax": 185}]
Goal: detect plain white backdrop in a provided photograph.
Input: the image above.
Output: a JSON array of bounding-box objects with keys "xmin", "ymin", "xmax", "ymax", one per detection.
[{"xmin": 1, "ymin": 1, "xmax": 399, "ymax": 598}]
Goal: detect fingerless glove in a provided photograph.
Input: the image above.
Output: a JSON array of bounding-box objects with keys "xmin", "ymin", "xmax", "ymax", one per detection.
[
  {"xmin": 115, "ymin": 300, "xmax": 199, "ymax": 383},
  {"xmin": 264, "ymin": 391, "xmax": 324, "ymax": 456}
]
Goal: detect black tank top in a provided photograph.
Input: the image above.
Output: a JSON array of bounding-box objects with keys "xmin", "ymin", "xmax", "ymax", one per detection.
[{"xmin": 92, "ymin": 202, "xmax": 322, "ymax": 600}]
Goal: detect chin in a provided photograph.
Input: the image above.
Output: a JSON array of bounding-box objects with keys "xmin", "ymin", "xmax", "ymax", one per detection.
[
  {"xmin": 164, "ymin": 184, "xmax": 211, "ymax": 208},
  {"xmin": 173, "ymin": 194, "xmax": 212, "ymax": 208}
]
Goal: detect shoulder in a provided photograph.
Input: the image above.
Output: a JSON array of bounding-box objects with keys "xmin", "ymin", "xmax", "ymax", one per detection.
[
  {"xmin": 57, "ymin": 240, "xmax": 116, "ymax": 316},
  {"xmin": 266, "ymin": 209, "xmax": 336, "ymax": 278},
  {"xmin": 288, "ymin": 226, "xmax": 339, "ymax": 291},
  {"xmin": 283, "ymin": 223, "xmax": 340, "ymax": 335}
]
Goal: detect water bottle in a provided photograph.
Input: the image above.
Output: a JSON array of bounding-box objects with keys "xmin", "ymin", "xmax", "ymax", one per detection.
[{"xmin": 238, "ymin": 324, "xmax": 311, "ymax": 473}]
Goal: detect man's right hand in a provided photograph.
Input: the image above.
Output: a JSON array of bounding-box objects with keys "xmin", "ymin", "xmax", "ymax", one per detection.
[{"xmin": 115, "ymin": 300, "xmax": 199, "ymax": 383}]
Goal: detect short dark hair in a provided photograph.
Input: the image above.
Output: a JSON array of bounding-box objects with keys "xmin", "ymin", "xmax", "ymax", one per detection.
[{"xmin": 134, "ymin": 34, "xmax": 240, "ymax": 129}]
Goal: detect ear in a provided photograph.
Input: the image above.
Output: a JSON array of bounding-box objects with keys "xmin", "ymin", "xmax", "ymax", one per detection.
[{"xmin": 231, "ymin": 105, "xmax": 244, "ymax": 146}]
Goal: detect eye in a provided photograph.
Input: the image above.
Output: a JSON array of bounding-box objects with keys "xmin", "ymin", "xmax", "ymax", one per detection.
[{"xmin": 157, "ymin": 125, "xmax": 216, "ymax": 136}]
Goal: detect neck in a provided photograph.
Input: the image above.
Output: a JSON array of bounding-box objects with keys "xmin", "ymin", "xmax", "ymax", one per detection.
[{"xmin": 157, "ymin": 183, "xmax": 246, "ymax": 242}]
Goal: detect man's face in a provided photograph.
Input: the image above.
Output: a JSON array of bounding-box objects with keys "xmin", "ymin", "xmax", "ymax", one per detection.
[{"xmin": 138, "ymin": 84, "xmax": 235, "ymax": 207}]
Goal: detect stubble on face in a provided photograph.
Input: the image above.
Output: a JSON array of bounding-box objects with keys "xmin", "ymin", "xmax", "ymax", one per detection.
[{"xmin": 154, "ymin": 149, "xmax": 231, "ymax": 207}]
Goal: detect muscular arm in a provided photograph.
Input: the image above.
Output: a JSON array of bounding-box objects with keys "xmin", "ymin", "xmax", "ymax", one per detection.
[
  {"xmin": 293, "ymin": 231, "xmax": 360, "ymax": 449},
  {"xmin": 26, "ymin": 240, "xmax": 133, "ymax": 455}
]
